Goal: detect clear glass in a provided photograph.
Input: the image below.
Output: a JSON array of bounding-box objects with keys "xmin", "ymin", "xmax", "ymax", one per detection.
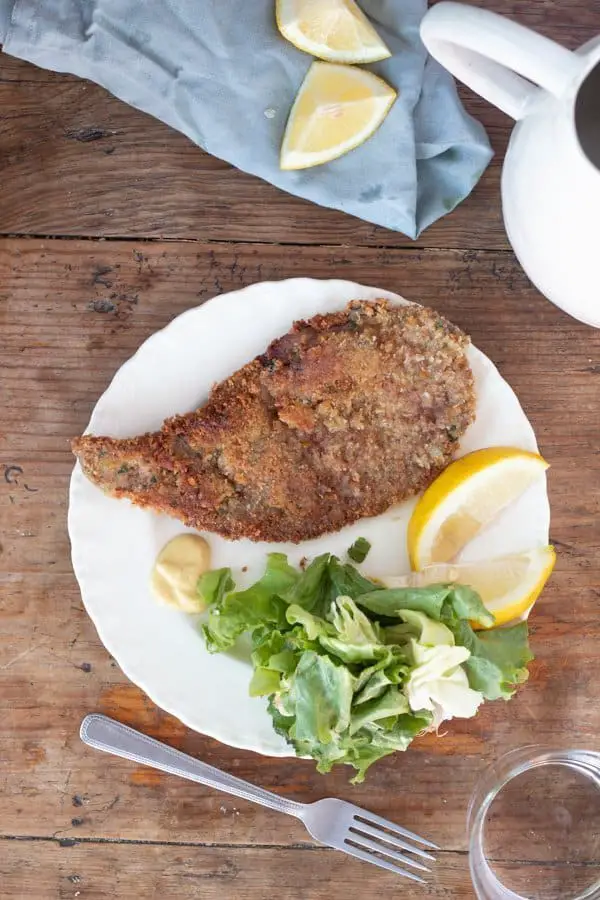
[{"xmin": 468, "ymin": 748, "xmax": 600, "ymax": 900}]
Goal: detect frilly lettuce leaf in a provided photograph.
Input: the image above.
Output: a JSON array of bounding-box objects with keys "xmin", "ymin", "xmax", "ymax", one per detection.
[
  {"xmin": 349, "ymin": 687, "xmax": 410, "ymax": 735},
  {"xmin": 281, "ymin": 554, "xmax": 332, "ymax": 617},
  {"xmin": 285, "ymin": 603, "xmax": 332, "ymax": 640},
  {"xmin": 339, "ymin": 712, "xmax": 433, "ymax": 784},
  {"xmin": 287, "ymin": 651, "xmax": 354, "ymax": 761},
  {"xmin": 326, "ymin": 557, "xmax": 382, "ymax": 601},
  {"xmin": 442, "ymin": 584, "xmax": 496, "ymax": 629},
  {"xmin": 405, "ymin": 641, "xmax": 483, "ymax": 719},
  {"xmin": 201, "ymin": 554, "xmax": 297, "ymax": 652},
  {"xmin": 357, "ymin": 583, "xmax": 494, "ymax": 628},
  {"xmin": 389, "ymin": 609, "xmax": 456, "ymax": 647},
  {"xmin": 353, "ymin": 668, "xmax": 393, "ymax": 705},
  {"xmin": 249, "ymin": 666, "xmax": 282, "ymax": 697},
  {"xmin": 319, "ymin": 596, "xmax": 387, "ymax": 664},
  {"xmin": 450, "ymin": 620, "xmax": 533, "ymax": 700},
  {"xmin": 197, "ymin": 567, "xmax": 235, "ymax": 609},
  {"xmin": 357, "ymin": 584, "xmax": 452, "ymax": 620},
  {"xmin": 200, "ymin": 552, "xmax": 533, "ymax": 781},
  {"xmin": 331, "ymin": 595, "xmax": 382, "ymax": 645}
]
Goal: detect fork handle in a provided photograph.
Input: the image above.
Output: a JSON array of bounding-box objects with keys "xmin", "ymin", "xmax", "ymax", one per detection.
[{"xmin": 81, "ymin": 714, "xmax": 305, "ymax": 818}]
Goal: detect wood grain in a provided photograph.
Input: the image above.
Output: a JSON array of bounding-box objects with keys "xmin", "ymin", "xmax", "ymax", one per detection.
[
  {"xmin": 0, "ymin": 840, "xmax": 477, "ymax": 900},
  {"xmin": 1, "ymin": 238, "xmax": 599, "ymax": 892},
  {"xmin": 2, "ymin": 3, "xmax": 600, "ymax": 893},
  {"xmin": 2, "ymin": 836, "xmax": 599, "ymax": 900},
  {"xmin": 0, "ymin": 1, "xmax": 597, "ymax": 248},
  {"xmin": 0, "ymin": 64, "xmax": 507, "ymax": 249}
]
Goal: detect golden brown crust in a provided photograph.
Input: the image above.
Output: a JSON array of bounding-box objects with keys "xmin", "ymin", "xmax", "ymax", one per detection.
[{"xmin": 73, "ymin": 299, "xmax": 476, "ymax": 543}]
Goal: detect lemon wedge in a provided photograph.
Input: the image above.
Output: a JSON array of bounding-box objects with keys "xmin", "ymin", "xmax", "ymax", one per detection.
[
  {"xmin": 408, "ymin": 447, "xmax": 550, "ymax": 569},
  {"xmin": 382, "ymin": 547, "xmax": 556, "ymax": 628},
  {"xmin": 280, "ymin": 61, "xmax": 396, "ymax": 170},
  {"xmin": 276, "ymin": 0, "xmax": 391, "ymax": 64}
]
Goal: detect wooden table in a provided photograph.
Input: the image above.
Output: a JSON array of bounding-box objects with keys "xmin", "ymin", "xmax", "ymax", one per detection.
[{"xmin": 1, "ymin": 3, "xmax": 599, "ymax": 898}]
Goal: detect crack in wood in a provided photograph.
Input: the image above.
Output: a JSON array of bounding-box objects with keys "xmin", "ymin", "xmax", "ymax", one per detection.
[{"xmin": 64, "ymin": 127, "xmax": 120, "ymax": 143}]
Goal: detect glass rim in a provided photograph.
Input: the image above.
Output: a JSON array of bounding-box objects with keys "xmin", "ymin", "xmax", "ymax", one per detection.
[{"xmin": 468, "ymin": 746, "xmax": 600, "ymax": 900}]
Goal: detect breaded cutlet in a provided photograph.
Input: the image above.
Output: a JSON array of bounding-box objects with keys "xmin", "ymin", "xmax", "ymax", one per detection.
[{"xmin": 72, "ymin": 299, "xmax": 476, "ymax": 543}]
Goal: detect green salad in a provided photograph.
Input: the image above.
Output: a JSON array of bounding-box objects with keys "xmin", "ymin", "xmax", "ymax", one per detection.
[{"xmin": 199, "ymin": 549, "xmax": 533, "ymax": 782}]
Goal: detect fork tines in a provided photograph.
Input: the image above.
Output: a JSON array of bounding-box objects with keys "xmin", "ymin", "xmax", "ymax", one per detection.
[{"xmin": 343, "ymin": 813, "xmax": 438, "ymax": 883}]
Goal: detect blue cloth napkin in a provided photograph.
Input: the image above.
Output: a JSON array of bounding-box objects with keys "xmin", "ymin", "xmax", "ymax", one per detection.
[{"xmin": 0, "ymin": 0, "xmax": 492, "ymax": 238}]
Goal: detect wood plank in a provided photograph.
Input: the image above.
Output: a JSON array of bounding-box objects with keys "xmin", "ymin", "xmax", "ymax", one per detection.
[
  {"xmin": 0, "ymin": 840, "xmax": 478, "ymax": 900},
  {"xmin": 0, "ymin": 1, "xmax": 596, "ymax": 248},
  {"xmin": 0, "ymin": 68, "xmax": 507, "ymax": 248},
  {"xmin": 1, "ymin": 237, "xmax": 599, "ymax": 859},
  {"xmin": 2, "ymin": 838, "xmax": 599, "ymax": 900}
]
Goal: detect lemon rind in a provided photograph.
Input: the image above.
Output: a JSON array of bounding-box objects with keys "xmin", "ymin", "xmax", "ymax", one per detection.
[
  {"xmin": 276, "ymin": 0, "xmax": 392, "ymax": 64},
  {"xmin": 408, "ymin": 448, "xmax": 549, "ymax": 570},
  {"xmin": 280, "ymin": 62, "xmax": 396, "ymax": 170}
]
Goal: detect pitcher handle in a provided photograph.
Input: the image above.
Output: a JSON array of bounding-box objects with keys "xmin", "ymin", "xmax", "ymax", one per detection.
[{"xmin": 420, "ymin": 1, "xmax": 583, "ymax": 120}]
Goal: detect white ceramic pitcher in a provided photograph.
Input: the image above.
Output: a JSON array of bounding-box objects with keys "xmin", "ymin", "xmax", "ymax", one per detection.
[{"xmin": 421, "ymin": 2, "xmax": 600, "ymax": 327}]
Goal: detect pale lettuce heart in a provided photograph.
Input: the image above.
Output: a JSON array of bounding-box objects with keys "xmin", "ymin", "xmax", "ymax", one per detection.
[
  {"xmin": 405, "ymin": 641, "xmax": 483, "ymax": 720},
  {"xmin": 397, "ymin": 609, "xmax": 455, "ymax": 646}
]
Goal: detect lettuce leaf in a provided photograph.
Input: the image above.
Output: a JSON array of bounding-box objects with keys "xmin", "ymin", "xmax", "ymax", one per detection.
[
  {"xmin": 200, "ymin": 552, "xmax": 533, "ymax": 781},
  {"xmin": 318, "ymin": 596, "xmax": 387, "ymax": 664},
  {"xmin": 267, "ymin": 697, "xmax": 295, "ymax": 740},
  {"xmin": 197, "ymin": 568, "xmax": 235, "ymax": 608},
  {"xmin": 353, "ymin": 669, "xmax": 393, "ymax": 705},
  {"xmin": 327, "ymin": 558, "xmax": 382, "ymax": 601},
  {"xmin": 358, "ymin": 583, "xmax": 494, "ymax": 628},
  {"xmin": 405, "ymin": 641, "xmax": 483, "ymax": 719},
  {"xmin": 281, "ymin": 554, "xmax": 332, "ymax": 617},
  {"xmin": 347, "ymin": 537, "xmax": 371, "ymax": 564},
  {"xmin": 441, "ymin": 584, "xmax": 496, "ymax": 629},
  {"xmin": 357, "ymin": 584, "xmax": 452, "ymax": 620},
  {"xmin": 349, "ymin": 687, "xmax": 409, "ymax": 735},
  {"xmin": 286, "ymin": 604, "xmax": 332, "ymax": 641},
  {"xmin": 338, "ymin": 712, "xmax": 433, "ymax": 783},
  {"xmin": 287, "ymin": 651, "xmax": 355, "ymax": 767},
  {"xmin": 390, "ymin": 609, "xmax": 455, "ymax": 647},
  {"xmin": 201, "ymin": 554, "xmax": 295, "ymax": 652},
  {"xmin": 450, "ymin": 620, "xmax": 533, "ymax": 700},
  {"xmin": 249, "ymin": 666, "xmax": 282, "ymax": 697}
]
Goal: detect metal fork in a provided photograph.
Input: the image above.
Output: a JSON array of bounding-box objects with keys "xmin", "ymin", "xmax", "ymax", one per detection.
[{"xmin": 80, "ymin": 714, "xmax": 437, "ymax": 883}]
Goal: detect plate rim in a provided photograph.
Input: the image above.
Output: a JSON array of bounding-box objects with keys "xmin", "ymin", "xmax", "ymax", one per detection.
[{"xmin": 68, "ymin": 277, "xmax": 549, "ymax": 755}]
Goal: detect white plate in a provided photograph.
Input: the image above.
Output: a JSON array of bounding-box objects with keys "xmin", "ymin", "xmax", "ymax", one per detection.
[{"xmin": 68, "ymin": 279, "xmax": 550, "ymax": 756}]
